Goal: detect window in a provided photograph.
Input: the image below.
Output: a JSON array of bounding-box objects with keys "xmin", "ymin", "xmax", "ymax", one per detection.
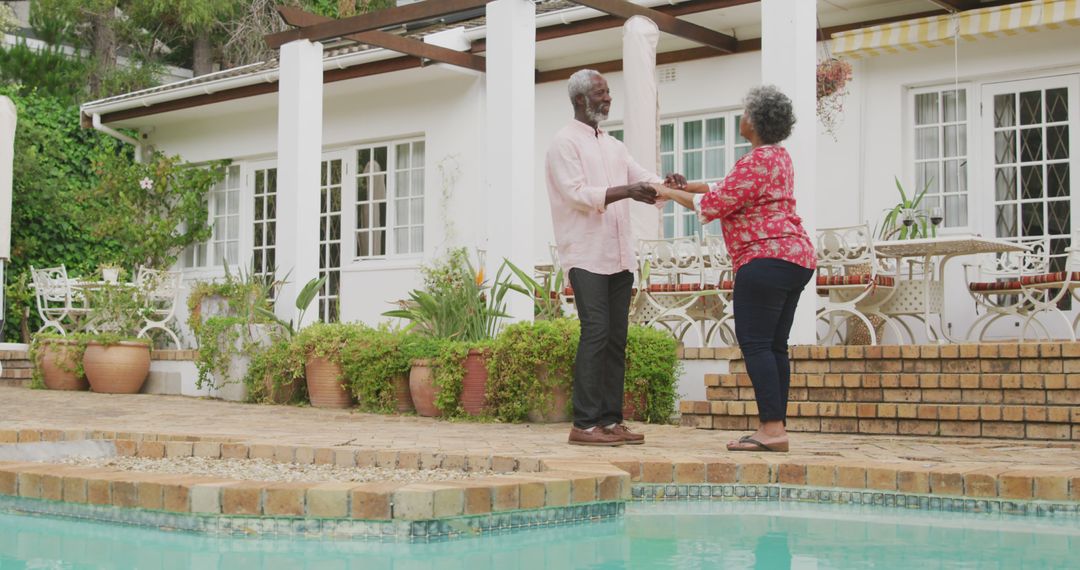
[
  {"xmin": 609, "ymin": 112, "xmax": 750, "ymax": 239},
  {"xmin": 355, "ymin": 139, "xmax": 425, "ymax": 259},
  {"xmin": 912, "ymin": 87, "xmax": 971, "ymax": 228},
  {"xmin": 252, "ymin": 166, "xmax": 277, "ymax": 287},
  {"xmin": 184, "ymin": 164, "xmax": 241, "ymax": 268},
  {"xmin": 319, "ymin": 158, "xmax": 343, "ymax": 322}
]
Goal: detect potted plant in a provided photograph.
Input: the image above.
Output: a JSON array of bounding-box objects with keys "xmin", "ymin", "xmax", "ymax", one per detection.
[
  {"xmin": 340, "ymin": 326, "xmax": 415, "ymax": 413},
  {"xmin": 80, "ymin": 281, "xmax": 153, "ymax": 394},
  {"xmin": 383, "ymin": 247, "xmax": 512, "ymax": 417},
  {"xmin": 243, "ymin": 336, "xmax": 305, "ymax": 404},
  {"xmin": 98, "ymin": 262, "xmax": 124, "ymax": 284},
  {"xmin": 817, "ymin": 57, "xmax": 853, "ymax": 139},
  {"xmin": 876, "ymin": 176, "xmax": 935, "ymax": 241},
  {"xmin": 29, "ymin": 331, "xmax": 88, "ymax": 391},
  {"xmin": 487, "ymin": 318, "xmax": 578, "ymax": 423},
  {"xmin": 292, "ymin": 322, "xmax": 365, "ymax": 409}
]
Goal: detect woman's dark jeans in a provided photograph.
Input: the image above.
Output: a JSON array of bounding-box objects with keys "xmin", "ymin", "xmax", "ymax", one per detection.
[{"xmin": 733, "ymin": 258, "xmax": 814, "ymax": 423}]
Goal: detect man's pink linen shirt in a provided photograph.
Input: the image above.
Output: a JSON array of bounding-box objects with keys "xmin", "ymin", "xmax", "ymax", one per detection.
[{"xmin": 545, "ymin": 120, "xmax": 661, "ymax": 275}]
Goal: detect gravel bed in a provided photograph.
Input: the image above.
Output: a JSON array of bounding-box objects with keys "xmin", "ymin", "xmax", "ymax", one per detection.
[{"xmin": 53, "ymin": 456, "xmax": 496, "ymax": 484}]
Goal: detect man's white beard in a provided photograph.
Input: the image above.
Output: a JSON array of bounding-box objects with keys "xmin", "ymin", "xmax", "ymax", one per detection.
[{"xmin": 586, "ymin": 100, "xmax": 608, "ymax": 123}]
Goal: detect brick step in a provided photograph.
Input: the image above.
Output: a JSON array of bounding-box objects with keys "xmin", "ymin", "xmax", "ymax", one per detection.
[
  {"xmin": 707, "ymin": 385, "xmax": 1079, "ymax": 406},
  {"xmin": 707, "ymin": 372, "xmax": 1079, "ymax": 392},
  {"xmin": 679, "ymin": 400, "xmax": 1078, "ymax": 440},
  {"xmin": 0, "ymin": 378, "xmax": 29, "ymax": 388},
  {"xmin": 0, "ymin": 368, "xmax": 31, "ymax": 380},
  {"xmin": 0, "ymin": 360, "xmax": 31, "ymax": 369}
]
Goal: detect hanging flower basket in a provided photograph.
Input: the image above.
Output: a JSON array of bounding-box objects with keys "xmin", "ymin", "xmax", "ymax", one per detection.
[{"xmin": 816, "ymin": 58, "xmax": 853, "ymax": 138}]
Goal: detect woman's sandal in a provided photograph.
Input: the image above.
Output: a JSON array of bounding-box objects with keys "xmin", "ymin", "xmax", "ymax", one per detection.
[{"xmin": 726, "ymin": 435, "xmax": 789, "ymax": 453}]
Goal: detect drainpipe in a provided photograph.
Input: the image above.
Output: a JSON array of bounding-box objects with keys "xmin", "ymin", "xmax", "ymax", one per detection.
[{"xmin": 91, "ymin": 113, "xmax": 143, "ymax": 162}]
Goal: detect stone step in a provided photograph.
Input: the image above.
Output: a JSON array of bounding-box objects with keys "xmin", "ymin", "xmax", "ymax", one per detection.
[
  {"xmin": 679, "ymin": 400, "xmax": 1079, "ymax": 440},
  {"xmin": 0, "ymin": 368, "xmax": 31, "ymax": 380},
  {"xmin": 707, "ymin": 384, "xmax": 1080, "ymax": 406},
  {"xmin": 707, "ymin": 372, "xmax": 1078, "ymax": 390}
]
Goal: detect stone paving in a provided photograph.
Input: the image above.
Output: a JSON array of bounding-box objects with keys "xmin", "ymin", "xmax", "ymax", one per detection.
[{"xmin": 3, "ymin": 386, "xmax": 1079, "ymax": 472}]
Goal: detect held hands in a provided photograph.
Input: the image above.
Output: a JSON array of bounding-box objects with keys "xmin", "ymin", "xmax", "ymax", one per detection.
[
  {"xmin": 627, "ymin": 181, "xmax": 658, "ymax": 204},
  {"xmin": 664, "ymin": 172, "xmax": 687, "ymax": 189}
]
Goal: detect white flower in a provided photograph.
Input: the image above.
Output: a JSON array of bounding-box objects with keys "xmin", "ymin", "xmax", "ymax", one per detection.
[{"xmin": 139, "ymin": 177, "xmax": 153, "ymax": 190}]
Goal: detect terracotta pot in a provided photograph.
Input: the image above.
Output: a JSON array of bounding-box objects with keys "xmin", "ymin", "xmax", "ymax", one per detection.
[
  {"xmin": 38, "ymin": 339, "xmax": 88, "ymax": 391},
  {"xmin": 527, "ymin": 365, "xmax": 571, "ymax": 423},
  {"xmin": 83, "ymin": 341, "xmax": 151, "ymax": 394},
  {"xmin": 460, "ymin": 349, "xmax": 489, "ymax": 416},
  {"xmin": 409, "ymin": 359, "xmax": 442, "ymax": 417},
  {"xmin": 262, "ymin": 373, "xmax": 298, "ymax": 404},
  {"xmin": 392, "ymin": 373, "xmax": 415, "ymax": 413},
  {"xmin": 304, "ymin": 357, "xmax": 353, "ymax": 408},
  {"xmin": 623, "ymin": 390, "xmax": 647, "ymax": 422}
]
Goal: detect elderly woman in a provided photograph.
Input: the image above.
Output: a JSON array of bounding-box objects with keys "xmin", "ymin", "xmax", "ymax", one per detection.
[{"xmin": 657, "ymin": 86, "xmax": 815, "ymax": 452}]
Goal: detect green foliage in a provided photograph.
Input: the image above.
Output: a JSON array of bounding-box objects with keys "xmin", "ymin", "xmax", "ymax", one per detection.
[
  {"xmin": 83, "ymin": 281, "xmax": 153, "ymax": 338},
  {"xmin": 502, "ymin": 259, "xmax": 565, "ymax": 320},
  {"xmin": 186, "ymin": 264, "xmax": 277, "ymax": 338},
  {"xmin": 81, "ymin": 152, "xmax": 225, "ymax": 271},
  {"xmin": 625, "ymin": 325, "xmax": 681, "ymax": 424},
  {"xmin": 487, "ymin": 319, "xmax": 578, "ymax": 422},
  {"xmin": 383, "ymin": 248, "xmax": 511, "ymax": 343},
  {"xmin": 339, "ymin": 327, "xmax": 413, "ymax": 412},
  {"xmin": 0, "ymin": 43, "xmax": 90, "ymax": 103},
  {"xmin": 877, "ymin": 176, "xmax": 935, "ymax": 241},
  {"xmin": 0, "ymin": 87, "xmax": 123, "ymax": 340},
  {"xmin": 243, "ymin": 337, "xmax": 305, "ymax": 404},
  {"xmin": 4, "ymin": 273, "xmax": 33, "ymax": 343}
]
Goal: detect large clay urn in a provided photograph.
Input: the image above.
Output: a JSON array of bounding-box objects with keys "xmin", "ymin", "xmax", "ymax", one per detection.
[
  {"xmin": 38, "ymin": 339, "xmax": 88, "ymax": 391},
  {"xmin": 304, "ymin": 357, "xmax": 353, "ymax": 408},
  {"xmin": 83, "ymin": 341, "xmax": 151, "ymax": 394},
  {"xmin": 408, "ymin": 359, "xmax": 442, "ymax": 417},
  {"xmin": 460, "ymin": 349, "xmax": 489, "ymax": 416}
]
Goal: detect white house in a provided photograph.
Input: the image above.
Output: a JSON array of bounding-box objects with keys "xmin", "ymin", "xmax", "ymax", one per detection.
[{"xmin": 79, "ymin": 0, "xmax": 1080, "ymax": 347}]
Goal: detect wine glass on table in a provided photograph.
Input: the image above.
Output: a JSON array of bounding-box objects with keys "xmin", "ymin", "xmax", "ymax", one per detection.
[
  {"xmin": 930, "ymin": 206, "xmax": 944, "ymax": 229},
  {"xmin": 901, "ymin": 208, "xmax": 916, "ymax": 229}
]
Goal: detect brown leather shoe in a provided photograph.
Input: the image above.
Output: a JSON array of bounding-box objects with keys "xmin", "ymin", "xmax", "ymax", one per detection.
[
  {"xmin": 610, "ymin": 424, "xmax": 645, "ymax": 445},
  {"xmin": 568, "ymin": 426, "xmax": 625, "ymax": 447}
]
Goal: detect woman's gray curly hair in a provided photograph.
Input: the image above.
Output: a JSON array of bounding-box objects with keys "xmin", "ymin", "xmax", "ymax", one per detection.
[
  {"xmin": 567, "ymin": 69, "xmax": 602, "ymax": 103},
  {"xmin": 742, "ymin": 85, "xmax": 796, "ymax": 145}
]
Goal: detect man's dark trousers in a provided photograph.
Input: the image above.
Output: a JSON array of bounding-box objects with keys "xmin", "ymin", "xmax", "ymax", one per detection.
[{"xmin": 568, "ymin": 267, "xmax": 634, "ymax": 429}]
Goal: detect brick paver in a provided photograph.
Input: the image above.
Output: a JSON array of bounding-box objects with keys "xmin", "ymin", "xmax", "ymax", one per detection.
[{"xmin": 3, "ymin": 387, "xmax": 1079, "ymax": 473}]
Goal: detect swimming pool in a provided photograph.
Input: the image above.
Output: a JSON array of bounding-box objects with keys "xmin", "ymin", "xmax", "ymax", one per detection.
[{"xmin": 2, "ymin": 501, "xmax": 1076, "ymax": 569}]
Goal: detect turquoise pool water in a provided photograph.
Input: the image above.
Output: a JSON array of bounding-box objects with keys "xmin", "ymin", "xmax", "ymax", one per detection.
[{"xmin": 1, "ymin": 501, "xmax": 1077, "ymax": 569}]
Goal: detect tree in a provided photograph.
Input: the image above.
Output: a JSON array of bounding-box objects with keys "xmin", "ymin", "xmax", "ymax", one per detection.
[{"xmin": 132, "ymin": 0, "xmax": 244, "ymax": 77}]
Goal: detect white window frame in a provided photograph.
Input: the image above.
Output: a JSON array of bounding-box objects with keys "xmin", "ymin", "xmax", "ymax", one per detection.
[
  {"xmin": 608, "ymin": 110, "xmax": 750, "ymax": 239},
  {"xmin": 351, "ymin": 137, "xmax": 426, "ymax": 263},
  {"xmin": 184, "ymin": 163, "xmax": 241, "ymax": 269},
  {"xmin": 908, "ymin": 83, "xmax": 976, "ymax": 233}
]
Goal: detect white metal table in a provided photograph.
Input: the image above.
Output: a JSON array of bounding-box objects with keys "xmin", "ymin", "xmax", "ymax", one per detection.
[{"xmin": 874, "ymin": 235, "xmax": 1029, "ymax": 343}]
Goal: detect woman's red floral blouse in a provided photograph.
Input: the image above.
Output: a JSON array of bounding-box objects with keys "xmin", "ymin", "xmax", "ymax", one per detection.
[{"xmin": 696, "ymin": 145, "xmax": 816, "ymax": 273}]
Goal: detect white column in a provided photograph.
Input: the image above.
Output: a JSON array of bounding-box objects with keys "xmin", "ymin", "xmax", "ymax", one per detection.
[
  {"xmin": 275, "ymin": 39, "xmax": 323, "ymax": 327},
  {"xmin": 762, "ymin": 0, "xmax": 817, "ymax": 344},
  {"xmin": 623, "ymin": 16, "xmax": 661, "ymax": 241},
  {"xmin": 485, "ymin": 0, "xmax": 535, "ymax": 323}
]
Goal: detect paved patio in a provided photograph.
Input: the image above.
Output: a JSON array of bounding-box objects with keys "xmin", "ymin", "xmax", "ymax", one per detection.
[{"xmin": 3, "ymin": 386, "xmax": 1078, "ymax": 472}]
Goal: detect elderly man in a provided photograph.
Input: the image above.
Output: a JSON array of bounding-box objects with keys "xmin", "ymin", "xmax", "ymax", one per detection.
[{"xmin": 546, "ymin": 69, "xmax": 684, "ymax": 447}]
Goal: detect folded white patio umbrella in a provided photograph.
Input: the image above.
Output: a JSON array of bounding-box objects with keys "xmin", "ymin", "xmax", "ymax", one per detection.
[
  {"xmin": 623, "ymin": 16, "xmax": 661, "ymax": 242},
  {"xmin": 0, "ymin": 95, "xmax": 16, "ymax": 337}
]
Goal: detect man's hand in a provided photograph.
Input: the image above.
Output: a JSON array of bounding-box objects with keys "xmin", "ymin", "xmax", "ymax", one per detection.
[
  {"xmin": 664, "ymin": 172, "xmax": 687, "ymax": 189},
  {"xmin": 627, "ymin": 181, "xmax": 658, "ymax": 204}
]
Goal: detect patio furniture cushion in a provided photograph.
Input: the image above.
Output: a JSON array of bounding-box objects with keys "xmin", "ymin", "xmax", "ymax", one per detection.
[
  {"xmin": 1018, "ymin": 271, "xmax": 1080, "ymax": 286},
  {"xmin": 815, "ymin": 273, "xmax": 895, "ymax": 287},
  {"xmin": 702, "ymin": 280, "xmax": 735, "ymax": 291},
  {"xmin": 968, "ymin": 279, "xmax": 1023, "ymax": 292}
]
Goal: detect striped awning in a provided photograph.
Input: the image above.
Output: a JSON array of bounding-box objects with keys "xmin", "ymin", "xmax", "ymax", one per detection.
[{"xmin": 831, "ymin": 0, "xmax": 1080, "ymax": 59}]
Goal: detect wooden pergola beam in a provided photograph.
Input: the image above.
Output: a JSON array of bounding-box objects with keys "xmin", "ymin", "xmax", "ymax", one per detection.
[
  {"xmin": 265, "ymin": 0, "xmax": 490, "ymax": 49},
  {"xmin": 573, "ymin": 0, "xmax": 738, "ymax": 53},
  {"xmin": 471, "ymin": 0, "xmax": 757, "ymax": 53},
  {"xmin": 277, "ymin": 7, "xmax": 485, "ymax": 72}
]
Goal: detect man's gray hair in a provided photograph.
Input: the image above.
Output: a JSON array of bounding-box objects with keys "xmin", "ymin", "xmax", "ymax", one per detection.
[
  {"xmin": 567, "ymin": 69, "xmax": 602, "ymax": 104},
  {"xmin": 742, "ymin": 85, "xmax": 796, "ymax": 145}
]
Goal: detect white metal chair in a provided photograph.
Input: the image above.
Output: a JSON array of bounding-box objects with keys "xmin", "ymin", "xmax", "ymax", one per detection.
[
  {"xmin": 29, "ymin": 265, "xmax": 74, "ymax": 334},
  {"xmin": 963, "ymin": 236, "xmax": 1049, "ymax": 341},
  {"xmin": 693, "ymin": 235, "xmax": 736, "ymax": 346},
  {"xmin": 135, "ymin": 267, "xmax": 183, "ymax": 348},
  {"xmin": 815, "ymin": 224, "xmax": 903, "ymax": 345},
  {"xmin": 635, "ymin": 236, "xmax": 708, "ymax": 344}
]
